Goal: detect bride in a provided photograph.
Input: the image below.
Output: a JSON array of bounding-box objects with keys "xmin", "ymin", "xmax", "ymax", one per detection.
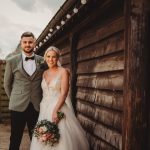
[{"xmin": 30, "ymin": 46, "xmax": 89, "ymax": 150}]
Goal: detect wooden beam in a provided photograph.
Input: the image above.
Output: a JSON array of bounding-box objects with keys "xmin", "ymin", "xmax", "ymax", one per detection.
[
  {"xmin": 69, "ymin": 33, "xmax": 78, "ymax": 114},
  {"xmin": 123, "ymin": 0, "xmax": 150, "ymax": 149}
]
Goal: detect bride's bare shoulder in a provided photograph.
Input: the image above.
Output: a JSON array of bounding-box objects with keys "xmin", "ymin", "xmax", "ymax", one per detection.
[
  {"xmin": 59, "ymin": 67, "xmax": 70, "ymax": 76},
  {"xmin": 43, "ymin": 69, "xmax": 48, "ymax": 77}
]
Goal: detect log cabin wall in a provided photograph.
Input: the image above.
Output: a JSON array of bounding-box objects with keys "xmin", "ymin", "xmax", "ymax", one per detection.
[
  {"xmin": 123, "ymin": 0, "xmax": 150, "ymax": 149},
  {"xmin": 75, "ymin": 6, "xmax": 124, "ymax": 150},
  {"xmin": 55, "ymin": 37, "xmax": 71, "ymax": 70},
  {"xmin": 36, "ymin": 1, "xmax": 124, "ymax": 149},
  {"xmin": 0, "ymin": 61, "xmax": 10, "ymax": 121},
  {"xmin": 35, "ymin": 0, "xmax": 150, "ymax": 149}
]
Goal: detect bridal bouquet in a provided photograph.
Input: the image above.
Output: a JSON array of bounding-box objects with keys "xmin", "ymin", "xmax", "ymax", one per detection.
[{"xmin": 33, "ymin": 112, "xmax": 65, "ymax": 146}]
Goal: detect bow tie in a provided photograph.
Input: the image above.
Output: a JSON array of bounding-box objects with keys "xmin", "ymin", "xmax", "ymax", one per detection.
[{"xmin": 25, "ymin": 56, "xmax": 35, "ymax": 61}]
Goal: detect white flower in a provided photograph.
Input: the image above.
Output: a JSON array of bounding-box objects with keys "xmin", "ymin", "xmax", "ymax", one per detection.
[{"xmin": 41, "ymin": 126, "xmax": 48, "ymax": 132}]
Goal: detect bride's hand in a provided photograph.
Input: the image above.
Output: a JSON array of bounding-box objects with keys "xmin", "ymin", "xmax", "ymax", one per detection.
[{"xmin": 52, "ymin": 111, "xmax": 59, "ymax": 124}]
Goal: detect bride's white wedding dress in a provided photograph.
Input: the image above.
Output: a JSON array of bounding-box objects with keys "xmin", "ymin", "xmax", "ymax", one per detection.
[{"xmin": 30, "ymin": 73, "xmax": 89, "ymax": 150}]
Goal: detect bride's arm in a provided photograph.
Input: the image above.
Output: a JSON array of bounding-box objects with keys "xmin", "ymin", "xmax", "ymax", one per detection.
[{"xmin": 52, "ymin": 68, "xmax": 69, "ymax": 123}]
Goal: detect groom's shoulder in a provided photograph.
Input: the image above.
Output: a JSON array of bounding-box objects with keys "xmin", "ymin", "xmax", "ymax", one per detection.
[
  {"xmin": 35, "ymin": 54, "xmax": 43, "ymax": 60},
  {"xmin": 6, "ymin": 53, "xmax": 21, "ymax": 63}
]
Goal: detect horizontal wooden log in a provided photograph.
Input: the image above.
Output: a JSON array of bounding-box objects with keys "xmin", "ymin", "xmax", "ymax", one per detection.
[
  {"xmin": 0, "ymin": 95, "xmax": 9, "ymax": 100},
  {"xmin": 60, "ymin": 53, "xmax": 70, "ymax": 65},
  {"xmin": 0, "ymin": 89, "xmax": 7, "ymax": 94},
  {"xmin": 77, "ymin": 114, "xmax": 96, "ymax": 134},
  {"xmin": 1, "ymin": 107, "xmax": 10, "ymax": 112},
  {"xmin": 95, "ymin": 90, "xmax": 123, "ymax": 111},
  {"xmin": 78, "ymin": 114, "xmax": 122, "ymax": 149},
  {"xmin": 0, "ymin": 85, "xmax": 4, "ymax": 89},
  {"xmin": 77, "ymin": 101, "xmax": 95, "ymax": 119},
  {"xmin": 76, "ymin": 88, "xmax": 123, "ymax": 111},
  {"xmin": 60, "ymin": 45, "xmax": 70, "ymax": 55},
  {"xmin": 76, "ymin": 87, "xmax": 96, "ymax": 103},
  {"xmin": 62, "ymin": 64, "xmax": 70, "ymax": 69},
  {"xmin": 77, "ymin": 17, "xmax": 124, "ymax": 49},
  {"xmin": 86, "ymin": 132, "xmax": 117, "ymax": 150},
  {"xmin": 94, "ymin": 123, "xmax": 122, "ymax": 149},
  {"xmin": 77, "ymin": 32, "xmax": 124, "ymax": 62},
  {"xmin": 77, "ymin": 101, "xmax": 122, "ymax": 131},
  {"xmin": 77, "ymin": 52, "xmax": 124, "ymax": 74},
  {"xmin": 95, "ymin": 108, "xmax": 122, "ymax": 132},
  {"xmin": 0, "ymin": 100, "xmax": 9, "ymax": 107},
  {"xmin": 77, "ymin": 71, "xmax": 123, "ymax": 90}
]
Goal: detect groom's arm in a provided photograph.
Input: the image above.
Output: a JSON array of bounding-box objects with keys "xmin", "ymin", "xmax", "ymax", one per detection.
[{"xmin": 4, "ymin": 59, "xmax": 13, "ymax": 98}]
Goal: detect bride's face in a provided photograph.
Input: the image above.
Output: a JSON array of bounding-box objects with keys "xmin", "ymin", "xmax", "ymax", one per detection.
[{"xmin": 45, "ymin": 50, "xmax": 59, "ymax": 68}]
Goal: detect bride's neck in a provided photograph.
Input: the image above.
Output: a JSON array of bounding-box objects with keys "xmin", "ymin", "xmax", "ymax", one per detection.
[{"xmin": 48, "ymin": 66, "xmax": 58, "ymax": 72}]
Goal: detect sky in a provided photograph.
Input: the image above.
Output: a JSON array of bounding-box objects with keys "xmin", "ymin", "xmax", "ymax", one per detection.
[{"xmin": 0, "ymin": 0, "xmax": 65, "ymax": 59}]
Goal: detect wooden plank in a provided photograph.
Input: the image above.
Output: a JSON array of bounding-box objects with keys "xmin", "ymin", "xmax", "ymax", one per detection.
[
  {"xmin": 1, "ymin": 106, "xmax": 10, "ymax": 112},
  {"xmin": 77, "ymin": 114, "xmax": 122, "ymax": 149},
  {"xmin": 76, "ymin": 88, "xmax": 123, "ymax": 111},
  {"xmin": 77, "ymin": 17, "xmax": 124, "ymax": 49},
  {"xmin": 77, "ymin": 52, "xmax": 124, "ymax": 74},
  {"xmin": 0, "ymin": 89, "xmax": 6, "ymax": 94},
  {"xmin": 94, "ymin": 107, "xmax": 122, "ymax": 132},
  {"xmin": 60, "ymin": 53, "xmax": 70, "ymax": 65},
  {"xmin": 76, "ymin": 88, "xmax": 96, "ymax": 103},
  {"xmin": 77, "ymin": 71, "xmax": 123, "ymax": 91},
  {"xmin": 69, "ymin": 34, "xmax": 78, "ymax": 112},
  {"xmin": 123, "ymin": 0, "xmax": 150, "ymax": 150},
  {"xmin": 94, "ymin": 123, "xmax": 122, "ymax": 149},
  {"xmin": 55, "ymin": 36, "xmax": 70, "ymax": 55},
  {"xmin": 86, "ymin": 133, "xmax": 117, "ymax": 150},
  {"xmin": 60, "ymin": 45, "xmax": 70, "ymax": 55},
  {"xmin": 62, "ymin": 64, "xmax": 70, "ymax": 69},
  {"xmin": 77, "ymin": 114, "xmax": 96, "ymax": 133},
  {"xmin": 77, "ymin": 101, "xmax": 95, "ymax": 119},
  {"xmin": 77, "ymin": 32, "xmax": 124, "ymax": 62},
  {"xmin": 77, "ymin": 101, "xmax": 122, "ymax": 131},
  {"xmin": 94, "ymin": 90, "xmax": 123, "ymax": 111},
  {"xmin": 0, "ymin": 101, "xmax": 9, "ymax": 107}
]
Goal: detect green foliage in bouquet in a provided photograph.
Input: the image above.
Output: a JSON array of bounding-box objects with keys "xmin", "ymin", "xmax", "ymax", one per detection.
[
  {"xmin": 33, "ymin": 112, "xmax": 65, "ymax": 146},
  {"xmin": 57, "ymin": 111, "xmax": 65, "ymax": 120}
]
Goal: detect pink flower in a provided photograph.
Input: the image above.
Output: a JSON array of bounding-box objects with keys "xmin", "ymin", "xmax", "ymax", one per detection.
[
  {"xmin": 38, "ymin": 127, "xmax": 44, "ymax": 133},
  {"xmin": 41, "ymin": 134, "xmax": 47, "ymax": 141}
]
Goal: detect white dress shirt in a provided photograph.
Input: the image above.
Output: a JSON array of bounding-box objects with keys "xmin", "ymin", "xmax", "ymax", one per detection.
[{"xmin": 22, "ymin": 52, "xmax": 36, "ymax": 76}]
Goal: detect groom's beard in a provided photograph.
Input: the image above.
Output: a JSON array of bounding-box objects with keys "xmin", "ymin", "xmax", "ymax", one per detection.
[{"xmin": 23, "ymin": 48, "xmax": 34, "ymax": 54}]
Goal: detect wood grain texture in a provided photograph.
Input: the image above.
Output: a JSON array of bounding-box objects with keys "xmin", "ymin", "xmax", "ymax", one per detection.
[
  {"xmin": 77, "ymin": 71, "xmax": 123, "ymax": 91},
  {"xmin": 77, "ymin": 101, "xmax": 122, "ymax": 131},
  {"xmin": 76, "ymin": 88, "xmax": 123, "ymax": 111},
  {"xmin": 77, "ymin": 52, "xmax": 124, "ymax": 74},
  {"xmin": 77, "ymin": 17, "xmax": 124, "ymax": 50},
  {"xmin": 78, "ymin": 114, "xmax": 122, "ymax": 149},
  {"xmin": 77, "ymin": 32, "xmax": 124, "ymax": 62}
]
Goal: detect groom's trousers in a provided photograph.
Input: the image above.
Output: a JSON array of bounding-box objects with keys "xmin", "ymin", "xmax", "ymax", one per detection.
[{"xmin": 9, "ymin": 102, "xmax": 39, "ymax": 150}]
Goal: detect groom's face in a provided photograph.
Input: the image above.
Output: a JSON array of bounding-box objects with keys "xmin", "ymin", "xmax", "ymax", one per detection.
[{"xmin": 20, "ymin": 36, "xmax": 35, "ymax": 54}]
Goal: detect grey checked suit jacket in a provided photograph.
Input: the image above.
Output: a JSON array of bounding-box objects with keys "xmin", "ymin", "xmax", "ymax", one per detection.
[{"xmin": 4, "ymin": 53, "xmax": 44, "ymax": 112}]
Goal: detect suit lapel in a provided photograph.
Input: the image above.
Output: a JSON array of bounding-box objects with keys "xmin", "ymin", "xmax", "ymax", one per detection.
[
  {"xmin": 17, "ymin": 54, "xmax": 31, "ymax": 79},
  {"xmin": 30, "ymin": 55, "xmax": 41, "ymax": 80}
]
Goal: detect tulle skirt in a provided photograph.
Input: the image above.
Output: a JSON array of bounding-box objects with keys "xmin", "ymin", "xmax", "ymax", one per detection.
[{"xmin": 30, "ymin": 99, "xmax": 89, "ymax": 150}]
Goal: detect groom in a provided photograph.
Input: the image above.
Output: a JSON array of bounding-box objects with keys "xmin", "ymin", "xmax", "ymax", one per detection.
[{"xmin": 4, "ymin": 32, "xmax": 44, "ymax": 150}]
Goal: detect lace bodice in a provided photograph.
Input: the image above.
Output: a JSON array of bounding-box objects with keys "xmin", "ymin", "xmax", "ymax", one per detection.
[{"xmin": 41, "ymin": 73, "xmax": 61, "ymax": 100}]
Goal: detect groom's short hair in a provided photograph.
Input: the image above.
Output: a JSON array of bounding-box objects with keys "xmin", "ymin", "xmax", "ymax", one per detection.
[{"xmin": 21, "ymin": 31, "xmax": 35, "ymax": 39}]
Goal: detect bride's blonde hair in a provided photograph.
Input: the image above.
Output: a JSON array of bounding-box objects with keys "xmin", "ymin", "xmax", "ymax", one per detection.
[
  {"xmin": 44, "ymin": 46, "xmax": 60, "ymax": 60},
  {"xmin": 44, "ymin": 46, "xmax": 61, "ymax": 66}
]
